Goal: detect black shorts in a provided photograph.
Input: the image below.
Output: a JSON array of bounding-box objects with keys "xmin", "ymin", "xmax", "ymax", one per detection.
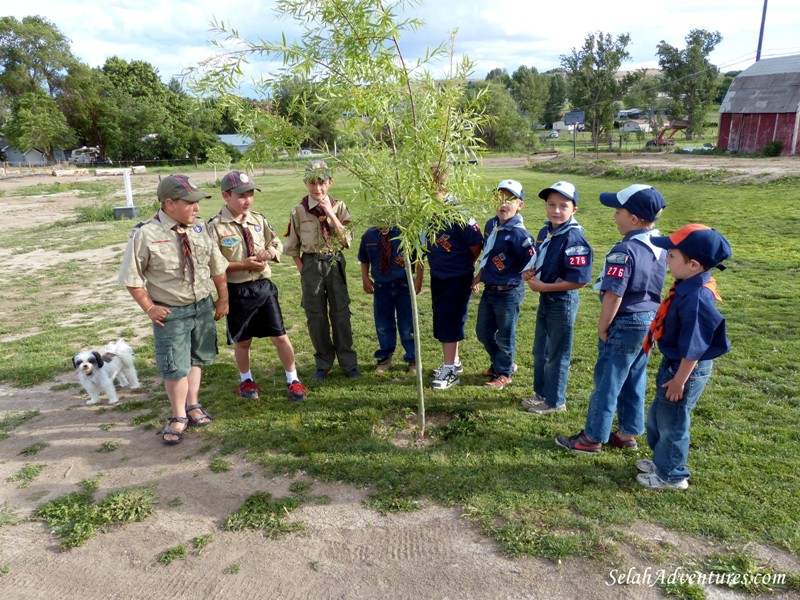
[
  {"xmin": 430, "ymin": 273, "xmax": 473, "ymax": 343},
  {"xmin": 226, "ymin": 279, "xmax": 286, "ymax": 343}
]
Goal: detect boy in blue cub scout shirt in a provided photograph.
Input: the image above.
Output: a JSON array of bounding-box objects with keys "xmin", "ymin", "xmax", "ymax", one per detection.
[
  {"xmin": 473, "ymin": 179, "xmax": 536, "ymax": 390},
  {"xmin": 636, "ymin": 224, "xmax": 731, "ymax": 490},
  {"xmin": 555, "ymin": 184, "xmax": 667, "ymax": 453},
  {"xmin": 359, "ymin": 226, "xmax": 423, "ymax": 374},
  {"xmin": 520, "ymin": 181, "xmax": 593, "ymax": 413},
  {"xmin": 427, "ymin": 167, "xmax": 484, "ymax": 390}
]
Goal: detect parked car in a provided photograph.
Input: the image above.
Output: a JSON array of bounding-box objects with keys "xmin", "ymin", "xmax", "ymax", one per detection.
[{"xmin": 548, "ymin": 130, "xmax": 559, "ymax": 138}]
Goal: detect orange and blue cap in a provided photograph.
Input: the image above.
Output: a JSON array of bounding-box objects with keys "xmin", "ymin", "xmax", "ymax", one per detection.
[{"xmin": 651, "ymin": 224, "xmax": 732, "ymax": 270}]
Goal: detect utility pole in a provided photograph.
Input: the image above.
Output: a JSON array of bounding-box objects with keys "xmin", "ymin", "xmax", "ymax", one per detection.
[{"xmin": 756, "ymin": 0, "xmax": 768, "ymax": 61}]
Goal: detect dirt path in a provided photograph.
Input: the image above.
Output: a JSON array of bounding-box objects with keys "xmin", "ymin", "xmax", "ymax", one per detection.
[{"xmin": 1, "ymin": 160, "xmax": 797, "ymax": 599}]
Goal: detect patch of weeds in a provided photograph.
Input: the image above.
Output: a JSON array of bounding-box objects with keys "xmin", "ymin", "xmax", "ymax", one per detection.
[
  {"xmin": 7, "ymin": 463, "xmax": 46, "ymax": 488},
  {"xmin": 197, "ymin": 443, "xmax": 214, "ymax": 454},
  {"xmin": 661, "ymin": 581, "xmax": 707, "ymax": 600},
  {"xmin": 167, "ymin": 497, "xmax": 183, "ymax": 508},
  {"xmin": 157, "ymin": 544, "xmax": 187, "ymax": 566},
  {"xmin": 703, "ymin": 550, "xmax": 789, "ymax": 594},
  {"xmin": 132, "ymin": 411, "xmax": 161, "ymax": 426},
  {"xmin": 0, "ymin": 410, "xmax": 40, "ymax": 440},
  {"xmin": 313, "ymin": 495, "xmax": 331, "ymax": 505},
  {"xmin": 19, "ymin": 442, "xmax": 49, "ymax": 456},
  {"xmin": 209, "ymin": 457, "xmax": 232, "ymax": 473},
  {"xmin": 32, "ymin": 479, "xmax": 157, "ymax": 549},
  {"xmin": 289, "ymin": 481, "xmax": 312, "ymax": 501},
  {"xmin": 439, "ymin": 411, "xmax": 483, "ymax": 440},
  {"xmin": 223, "ymin": 563, "xmax": 241, "ymax": 575},
  {"xmin": 97, "ymin": 441, "xmax": 120, "ymax": 453},
  {"xmin": 192, "ymin": 533, "xmax": 213, "ymax": 555},
  {"xmin": 491, "ymin": 519, "xmax": 595, "ymax": 563},
  {"xmin": 365, "ymin": 492, "xmax": 422, "ymax": 515},
  {"xmin": 0, "ymin": 502, "xmax": 20, "ymax": 527},
  {"xmin": 242, "ymin": 471, "xmax": 253, "ymax": 478},
  {"xmin": 99, "ymin": 424, "xmax": 116, "ymax": 431},
  {"xmin": 222, "ymin": 491, "xmax": 303, "ymax": 539},
  {"xmin": 0, "ymin": 564, "xmax": 9, "ymax": 577},
  {"xmin": 310, "ymin": 560, "xmax": 321, "ymax": 572}
]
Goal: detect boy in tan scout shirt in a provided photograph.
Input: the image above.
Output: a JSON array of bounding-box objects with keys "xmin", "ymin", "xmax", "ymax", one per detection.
[
  {"xmin": 283, "ymin": 161, "xmax": 361, "ymax": 380},
  {"xmin": 118, "ymin": 174, "xmax": 228, "ymax": 445},
  {"xmin": 207, "ymin": 171, "xmax": 307, "ymax": 402}
]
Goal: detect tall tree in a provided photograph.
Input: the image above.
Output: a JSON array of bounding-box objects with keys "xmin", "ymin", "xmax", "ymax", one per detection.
[
  {"xmin": 657, "ymin": 29, "xmax": 722, "ymax": 139},
  {"xmin": 6, "ymin": 90, "xmax": 74, "ymax": 160},
  {"xmin": 485, "ymin": 67, "xmax": 511, "ymax": 88},
  {"xmin": 59, "ymin": 63, "xmax": 121, "ymax": 157},
  {"xmin": 542, "ymin": 71, "xmax": 566, "ymax": 128},
  {"xmin": 191, "ymin": 0, "xmax": 487, "ymax": 431},
  {"xmin": 472, "ymin": 80, "xmax": 531, "ymax": 150},
  {"xmin": 0, "ymin": 16, "xmax": 76, "ymax": 100},
  {"xmin": 510, "ymin": 66, "xmax": 547, "ymax": 125},
  {"xmin": 561, "ymin": 32, "xmax": 634, "ymax": 148}
]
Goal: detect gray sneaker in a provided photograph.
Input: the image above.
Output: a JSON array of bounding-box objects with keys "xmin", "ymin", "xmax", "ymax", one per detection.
[
  {"xmin": 431, "ymin": 360, "xmax": 463, "ymax": 378},
  {"xmin": 636, "ymin": 472, "xmax": 688, "ymax": 490},
  {"xmin": 431, "ymin": 368, "xmax": 459, "ymax": 390},
  {"xmin": 527, "ymin": 400, "xmax": 566, "ymax": 414},
  {"xmin": 520, "ymin": 394, "xmax": 547, "ymax": 409},
  {"xmin": 635, "ymin": 459, "xmax": 656, "ymax": 474}
]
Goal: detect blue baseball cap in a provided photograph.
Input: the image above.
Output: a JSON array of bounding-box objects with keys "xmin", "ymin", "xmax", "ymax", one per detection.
[
  {"xmin": 539, "ymin": 181, "xmax": 578, "ymax": 205},
  {"xmin": 651, "ymin": 224, "xmax": 732, "ymax": 270},
  {"xmin": 599, "ymin": 184, "xmax": 666, "ymax": 222},
  {"xmin": 497, "ymin": 179, "xmax": 524, "ymax": 200}
]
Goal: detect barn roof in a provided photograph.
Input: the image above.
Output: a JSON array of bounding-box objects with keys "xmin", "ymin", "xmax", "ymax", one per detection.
[{"xmin": 719, "ymin": 54, "xmax": 800, "ymax": 114}]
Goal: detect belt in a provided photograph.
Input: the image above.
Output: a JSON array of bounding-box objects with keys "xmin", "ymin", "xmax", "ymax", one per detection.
[
  {"xmin": 305, "ymin": 252, "xmax": 340, "ymax": 262},
  {"xmin": 485, "ymin": 284, "xmax": 517, "ymax": 291}
]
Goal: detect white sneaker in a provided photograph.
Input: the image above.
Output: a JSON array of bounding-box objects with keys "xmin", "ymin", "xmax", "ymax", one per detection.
[
  {"xmin": 431, "ymin": 359, "xmax": 463, "ymax": 378},
  {"xmin": 431, "ymin": 368, "xmax": 460, "ymax": 390},
  {"xmin": 635, "ymin": 459, "xmax": 656, "ymax": 474},
  {"xmin": 636, "ymin": 472, "xmax": 688, "ymax": 490},
  {"xmin": 520, "ymin": 394, "xmax": 546, "ymax": 409}
]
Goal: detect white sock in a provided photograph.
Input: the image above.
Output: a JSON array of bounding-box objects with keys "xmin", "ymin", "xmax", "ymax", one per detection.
[
  {"xmin": 240, "ymin": 371, "xmax": 253, "ymax": 382},
  {"xmin": 443, "ymin": 364, "xmax": 454, "ymax": 371},
  {"xmin": 286, "ymin": 370, "xmax": 298, "ymax": 384}
]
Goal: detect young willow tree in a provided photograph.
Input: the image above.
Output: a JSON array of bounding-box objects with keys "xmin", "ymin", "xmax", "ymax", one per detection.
[{"xmin": 189, "ymin": 0, "xmax": 487, "ymax": 431}]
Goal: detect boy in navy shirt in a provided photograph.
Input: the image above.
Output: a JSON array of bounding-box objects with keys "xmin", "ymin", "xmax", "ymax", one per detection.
[
  {"xmin": 555, "ymin": 184, "xmax": 667, "ymax": 451},
  {"xmin": 359, "ymin": 226, "xmax": 423, "ymax": 373},
  {"xmin": 521, "ymin": 181, "xmax": 593, "ymax": 411},
  {"xmin": 427, "ymin": 168, "xmax": 484, "ymax": 390},
  {"xmin": 636, "ymin": 224, "xmax": 731, "ymax": 489},
  {"xmin": 474, "ymin": 179, "xmax": 536, "ymax": 390}
]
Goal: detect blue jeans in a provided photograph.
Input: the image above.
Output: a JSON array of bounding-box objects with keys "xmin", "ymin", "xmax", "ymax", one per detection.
[
  {"xmin": 476, "ymin": 285, "xmax": 525, "ymax": 377},
  {"xmin": 584, "ymin": 311, "xmax": 655, "ymax": 442},
  {"xmin": 647, "ymin": 357, "xmax": 712, "ymax": 482},
  {"xmin": 373, "ymin": 279, "xmax": 415, "ymax": 362},
  {"xmin": 532, "ymin": 291, "xmax": 579, "ymax": 407}
]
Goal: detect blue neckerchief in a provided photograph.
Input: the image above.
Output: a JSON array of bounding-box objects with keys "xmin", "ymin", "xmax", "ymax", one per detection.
[{"xmin": 478, "ymin": 214, "xmax": 526, "ymax": 270}]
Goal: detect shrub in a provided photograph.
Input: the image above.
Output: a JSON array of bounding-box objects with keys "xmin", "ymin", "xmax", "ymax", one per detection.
[{"xmin": 762, "ymin": 140, "xmax": 783, "ymax": 157}]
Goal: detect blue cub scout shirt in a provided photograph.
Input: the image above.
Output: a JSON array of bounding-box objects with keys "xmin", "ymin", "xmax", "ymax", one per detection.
[
  {"xmin": 534, "ymin": 222, "xmax": 593, "ymax": 297},
  {"xmin": 599, "ymin": 229, "xmax": 667, "ymax": 314},
  {"xmin": 358, "ymin": 227, "xmax": 408, "ymax": 283},
  {"xmin": 480, "ymin": 215, "xmax": 535, "ymax": 287},
  {"xmin": 426, "ymin": 219, "xmax": 483, "ymax": 278}
]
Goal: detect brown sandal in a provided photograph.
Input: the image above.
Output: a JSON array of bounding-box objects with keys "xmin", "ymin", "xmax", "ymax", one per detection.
[{"xmin": 186, "ymin": 404, "xmax": 212, "ymax": 427}]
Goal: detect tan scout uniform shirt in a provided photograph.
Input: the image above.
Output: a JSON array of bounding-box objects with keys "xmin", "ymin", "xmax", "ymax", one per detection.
[
  {"xmin": 283, "ymin": 195, "xmax": 353, "ymax": 257},
  {"xmin": 207, "ymin": 206, "xmax": 282, "ymax": 284},
  {"xmin": 118, "ymin": 209, "xmax": 228, "ymax": 307}
]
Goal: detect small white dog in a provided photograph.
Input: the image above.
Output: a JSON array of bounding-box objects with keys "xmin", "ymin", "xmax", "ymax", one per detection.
[{"xmin": 72, "ymin": 339, "xmax": 140, "ymax": 405}]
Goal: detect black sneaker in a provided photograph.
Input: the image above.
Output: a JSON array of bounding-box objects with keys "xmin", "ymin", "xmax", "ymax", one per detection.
[
  {"xmin": 312, "ymin": 368, "xmax": 330, "ymax": 381},
  {"xmin": 287, "ymin": 380, "xmax": 307, "ymax": 402},
  {"xmin": 555, "ymin": 430, "xmax": 602, "ymax": 454},
  {"xmin": 346, "ymin": 367, "xmax": 363, "ymax": 379}
]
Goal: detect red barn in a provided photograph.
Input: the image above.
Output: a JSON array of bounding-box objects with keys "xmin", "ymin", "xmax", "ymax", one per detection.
[{"xmin": 718, "ymin": 55, "xmax": 800, "ymax": 156}]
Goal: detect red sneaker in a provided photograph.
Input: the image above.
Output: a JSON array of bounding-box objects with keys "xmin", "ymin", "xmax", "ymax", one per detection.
[
  {"xmin": 287, "ymin": 380, "xmax": 307, "ymax": 402},
  {"xmin": 238, "ymin": 379, "xmax": 260, "ymax": 399}
]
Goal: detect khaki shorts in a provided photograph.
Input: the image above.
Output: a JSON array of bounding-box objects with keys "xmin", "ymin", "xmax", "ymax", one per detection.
[{"xmin": 152, "ymin": 296, "xmax": 218, "ymax": 380}]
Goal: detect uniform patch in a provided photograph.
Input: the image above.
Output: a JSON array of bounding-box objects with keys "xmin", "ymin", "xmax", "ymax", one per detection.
[
  {"xmin": 569, "ymin": 255, "xmax": 588, "ymax": 266},
  {"xmin": 492, "ymin": 254, "xmax": 506, "ymax": 271},
  {"xmin": 605, "ymin": 265, "xmax": 626, "ymax": 278},
  {"xmin": 565, "ymin": 245, "xmax": 590, "ymax": 256},
  {"xmin": 254, "ymin": 224, "xmax": 262, "ymax": 232},
  {"xmin": 437, "ymin": 234, "xmax": 452, "ymax": 252},
  {"xmin": 522, "ymin": 238, "xmax": 534, "ymax": 248},
  {"xmin": 193, "ymin": 225, "xmax": 203, "ymax": 233},
  {"xmin": 221, "ymin": 236, "xmax": 241, "ymax": 247},
  {"xmin": 606, "ymin": 252, "xmax": 628, "ymax": 265}
]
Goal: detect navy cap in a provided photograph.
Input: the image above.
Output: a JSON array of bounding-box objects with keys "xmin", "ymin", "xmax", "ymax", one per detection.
[
  {"xmin": 599, "ymin": 184, "xmax": 665, "ymax": 222},
  {"xmin": 538, "ymin": 180, "xmax": 578, "ymax": 205},
  {"xmin": 497, "ymin": 179, "xmax": 524, "ymax": 200},
  {"xmin": 651, "ymin": 224, "xmax": 732, "ymax": 270}
]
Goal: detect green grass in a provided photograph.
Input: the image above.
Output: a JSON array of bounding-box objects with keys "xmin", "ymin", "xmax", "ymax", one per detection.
[
  {"xmin": 0, "ymin": 411, "xmax": 40, "ymax": 441},
  {"xmin": 1, "ymin": 157, "xmax": 798, "ymax": 565},
  {"xmin": 31, "ymin": 479, "xmax": 158, "ymax": 549},
  {"xmin": 222, "ymin": 491, "xmax": 303, "ymax": 538},
  {"xmin": 6, "ymin": 463, "xmax": 46, "ymax": 488},
  {"xmin": 157, "ymin": 544, "xmax": 187, "ymax": 566},
  {"xmin": 18, "ymin": 442, "xmax": 49, "ymax": 456}
]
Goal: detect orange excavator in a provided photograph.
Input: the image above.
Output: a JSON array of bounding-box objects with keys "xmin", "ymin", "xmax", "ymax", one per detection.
[{"xmin": 645, "ymin": 120, "xmax": 689, "ymax": 147}]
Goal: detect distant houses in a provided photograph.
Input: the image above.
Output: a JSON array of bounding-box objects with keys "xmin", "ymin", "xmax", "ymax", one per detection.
[{"xmin": 1, "ymin": 138, "xmax": 66, "ymax": 166}]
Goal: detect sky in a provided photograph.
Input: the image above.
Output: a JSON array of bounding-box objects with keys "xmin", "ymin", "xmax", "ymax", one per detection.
[{"xmin": 6, "ymin": 0, "xmax": 800, "ymax": 90}]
